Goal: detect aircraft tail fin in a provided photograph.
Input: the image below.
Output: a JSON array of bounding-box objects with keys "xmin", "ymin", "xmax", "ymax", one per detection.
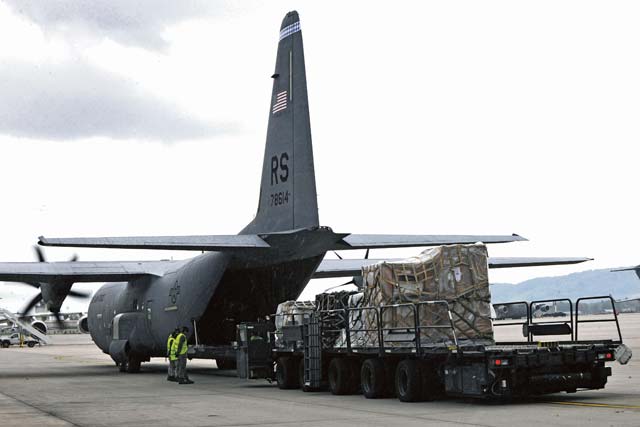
[{"xmin": 243, "ymin": 11, "xmax": 319, "ymax": 234}]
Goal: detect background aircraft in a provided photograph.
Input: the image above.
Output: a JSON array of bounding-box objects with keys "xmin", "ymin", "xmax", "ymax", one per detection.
[
  {"xmin": 0, "ymin": 307, "xmax": 88, "ymax": 336},
  {"xmin": 0, "ymin": 12, "xmax": 589, "ymax": 372}
]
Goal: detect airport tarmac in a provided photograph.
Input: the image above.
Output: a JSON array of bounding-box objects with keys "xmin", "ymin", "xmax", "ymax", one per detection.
[{"xmin": 0, "ymin": 314, "xmax": 638, "ymax": 427}]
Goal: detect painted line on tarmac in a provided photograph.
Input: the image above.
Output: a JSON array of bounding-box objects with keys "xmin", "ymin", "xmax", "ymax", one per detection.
[{"xmin": 550, "ymin": 401, "xmax": 640, "ymax": 410}]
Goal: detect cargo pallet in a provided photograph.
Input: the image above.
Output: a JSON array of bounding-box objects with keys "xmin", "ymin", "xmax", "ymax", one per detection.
[{"xmin": 235, "ymin": 295, "xmax": 630, "ymax": 401}]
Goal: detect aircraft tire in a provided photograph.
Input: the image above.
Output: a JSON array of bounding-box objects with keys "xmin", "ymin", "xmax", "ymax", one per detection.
[
  {"xmin": 118, "ymin": 361, "xmax": 128, "ymax": 373},
  {"xmin": 328, "ymin": 358, "xmax": 354, "ymax": 395},
  {"xmin": 276, "ymin": 357, "xmax": 299, "ymax": 389},
  {"xmin": 395, "ymin": 359, "xmax": 423, "ymax": 402},
  {"xmin": 361, "ymin": 358, "xmax": 386, "ymax": 398},
  {"xmin": 217, "ymin": 358, "xmax": 236, "ymax": 370},
  {"xmin": 126, "ymin": 356, "xmax": 141, "ymax": 373}
]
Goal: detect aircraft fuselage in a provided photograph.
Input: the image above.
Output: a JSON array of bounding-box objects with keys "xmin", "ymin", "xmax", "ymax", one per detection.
[{"xmin": 87, "ymin": 247, "xmax": 324, "ymax": 359}]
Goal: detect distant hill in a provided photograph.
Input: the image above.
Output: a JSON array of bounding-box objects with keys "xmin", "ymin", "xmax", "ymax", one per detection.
[{"xmin": 491, "ymin": 268, "xmax": 640, "ymax": 303}]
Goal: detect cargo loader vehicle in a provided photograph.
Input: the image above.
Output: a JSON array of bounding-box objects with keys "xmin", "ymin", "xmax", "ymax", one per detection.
[{"xmin": 235, "ymin": 295, "xmax": 631, "ymax": 402}]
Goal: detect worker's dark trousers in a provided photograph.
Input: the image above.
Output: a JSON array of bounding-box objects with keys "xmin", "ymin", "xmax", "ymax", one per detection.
[
  {"xmin": 168, "ymin": 359, "xmax": 176, "ymax": 377},
  {"xmin": 177, "ymin": 355, "xmax": 188, "ymax": 380}
]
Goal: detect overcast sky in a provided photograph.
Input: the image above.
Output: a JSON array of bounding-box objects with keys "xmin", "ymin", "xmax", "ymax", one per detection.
[{"xmin": 0, "ymin": 1, "xmax": 639, "ymax": 312}]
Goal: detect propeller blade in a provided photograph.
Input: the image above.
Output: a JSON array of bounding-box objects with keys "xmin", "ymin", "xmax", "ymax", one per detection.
[
  {"xmin": 364, "ymin": 249, "xmax": 370, "ymax": 260},
  {"xmin": 333, "ymin": 251, "xmax": 343, "ymax": 260},
  {"xmin": 33, "ymin": 245, "xmax": 46, "ymax": 263},
  {"xmin": 20, "ymin": 293, "xmax": 43, "ymax": 317},
  {"xmin": 68, "ymin": 289, "xmax": 91, "ymax": 299},
  {"xmin": 69, "ymin": 254, "xmax": 78, "ymax": 262}
]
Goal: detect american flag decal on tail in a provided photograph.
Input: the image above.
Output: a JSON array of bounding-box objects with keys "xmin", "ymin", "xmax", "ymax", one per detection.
[{"xmin": 272, "ymin": 90, "xmax": 288, "ymax": 114}]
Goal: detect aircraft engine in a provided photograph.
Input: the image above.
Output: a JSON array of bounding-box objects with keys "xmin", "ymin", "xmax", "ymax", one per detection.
[
  {"xmin": 77, "ymin": 315, "xmax": 89, "ymax": 334},
  {"xmin": 15, "ymin": 247, "xmax": 91, "ymax": 329},
  {"xmin": 31, "ymin": 320, "xmax": 47, "ymax": 334}
]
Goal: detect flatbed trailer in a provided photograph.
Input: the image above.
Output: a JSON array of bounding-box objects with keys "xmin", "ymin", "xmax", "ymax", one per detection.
[{"xmin": 235, "ymin": 296, "xmax": 631, "ymax": 402}]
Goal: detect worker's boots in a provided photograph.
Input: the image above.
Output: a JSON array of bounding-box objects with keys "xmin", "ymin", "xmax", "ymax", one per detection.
[
  {"xmin": 178, "ymin": 378, "xmax": 194, "ymax": 385},
  {"xmin": 167, "ymin": 376, "xmax": 177, "ymax": 382}
]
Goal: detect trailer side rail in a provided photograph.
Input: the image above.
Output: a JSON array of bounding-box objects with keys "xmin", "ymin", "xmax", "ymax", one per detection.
[{"xmin": 575, "ymin": 295, "xmax": 622, "ymax": 344}]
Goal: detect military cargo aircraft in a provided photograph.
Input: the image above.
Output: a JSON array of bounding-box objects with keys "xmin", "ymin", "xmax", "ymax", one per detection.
[{"xmin": 0, "ymin": 11, "xmax": 590, "ymax": 372}]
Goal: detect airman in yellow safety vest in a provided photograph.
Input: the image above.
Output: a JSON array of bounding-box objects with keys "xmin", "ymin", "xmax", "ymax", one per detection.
[
  {"xmin": 172, "ymin": 326, "xmax": 193, "ymax": 384},
  {"xmin": 166, "ymin": 328, "xmax": 179, "ymax": 382}
]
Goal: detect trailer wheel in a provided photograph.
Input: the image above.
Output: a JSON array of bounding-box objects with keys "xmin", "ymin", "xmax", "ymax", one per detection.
[
  {"xmin": 361, "ymin": 358, "xmax": 386, "ymax": 398},
  {"xmin": 395, "ymin": 359, "xmax": 423, "ymax": 402},
  {"xmin": 27, "ymin": 341, "xmax": 35, "ymax": 348},
  {"xmin": 589, "ymin": 367, "xmax": 609, "ymax": 389},
  {"xmin": 328, "ymin": 358, "xmax": 354, "ymax": 395},
  {"xmin": 276, "ymin": 357, "xmax": 299, "ymax": 389},
  {"xmin": 1, "ymin": 341, "xmax": 9, "ymax": 348}
]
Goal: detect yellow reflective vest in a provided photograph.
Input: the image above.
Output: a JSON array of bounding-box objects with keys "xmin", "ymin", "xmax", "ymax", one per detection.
[
  {"xmin": 173, "ymin": 332, "xmax": 188, "ymax": 357},
  {"xmin": 167, "ymin": 335, "xmax": 176, "ymax": 360}
]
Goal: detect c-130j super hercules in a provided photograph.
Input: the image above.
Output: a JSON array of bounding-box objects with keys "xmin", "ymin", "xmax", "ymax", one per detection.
[{"xmin": 0, "ymin": 11, "xmax": 589, "ymax": 372}]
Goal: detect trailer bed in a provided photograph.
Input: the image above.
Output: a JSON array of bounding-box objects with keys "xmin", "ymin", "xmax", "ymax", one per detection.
[{"xmin": 235, "ymin": 296, "xmax": 631, "ymax": 402}]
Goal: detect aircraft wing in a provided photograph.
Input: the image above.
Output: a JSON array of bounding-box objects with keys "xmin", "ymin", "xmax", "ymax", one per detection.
[
  {"xmin": 312, "ymin": 259, "xmax": 388, "ymax": 278},
  {"xmin": 0, "ymin": 260, "xmax": 187, "ymax": 283},
  {"xmin": 38, "ymin": 232, "xmax": 525, "ymax": 252},
  {"xmin": 313, "ymin": 256, "xmax": 592, "ymax": 279},
  {"xmin": 487, "ymin": 257, "xmax": 592, "ymax": 268},
  {"xmin": 39, "ymin": 235, "xmax": 270, "ymax": 251},
  {"xmin": 332, "ymin": 234, "xmax": 526, "ymax": 250}
]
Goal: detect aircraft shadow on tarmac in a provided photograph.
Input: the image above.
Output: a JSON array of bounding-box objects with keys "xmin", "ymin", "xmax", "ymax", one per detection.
[
  {"xmin": 0, "ymin": 365, "xmax": 119, "ymax": 379},
  {"xmin": 0, "ymin": 358, "xmax": 242, "ymax": 380}
]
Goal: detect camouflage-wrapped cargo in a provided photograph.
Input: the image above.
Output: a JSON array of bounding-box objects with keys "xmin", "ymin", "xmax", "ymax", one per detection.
[
  {"xmin": 352, "ymin": 244, "xmax": 494, "ymax": 348},
  {"xmin": 315, "ymin": 291, "xmax": 357, "ymax": 348}
]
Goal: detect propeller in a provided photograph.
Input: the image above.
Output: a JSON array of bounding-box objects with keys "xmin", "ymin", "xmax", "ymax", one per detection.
[
  {"xmin": 18, "ymin": 246, "xmax": 90, "ymax": 329},
  {"xmin": 323, "ymin": 249, "xmax": 370, "ymax": 293}
]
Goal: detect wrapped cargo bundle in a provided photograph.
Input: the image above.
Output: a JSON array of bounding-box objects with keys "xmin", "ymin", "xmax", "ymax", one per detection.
[
  {"xmin": 359, "ymin": 244, "xmax": 493, "ymax": 347},
  {"xmin": 274, "ymin": 300, "xmax": 316, "ymax": 331},
  {"xmin": 315, "ymin": 291, "xmax": 358, "ymax": 348},
  {"xmin": 329, "ymin": 292, "xmax": 375, "ymax": 349}
]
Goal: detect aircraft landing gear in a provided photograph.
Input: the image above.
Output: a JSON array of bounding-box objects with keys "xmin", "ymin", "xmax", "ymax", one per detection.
[{"xmin": 118, "ymin": 355, "xmax": 141, "ymax": 373}]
